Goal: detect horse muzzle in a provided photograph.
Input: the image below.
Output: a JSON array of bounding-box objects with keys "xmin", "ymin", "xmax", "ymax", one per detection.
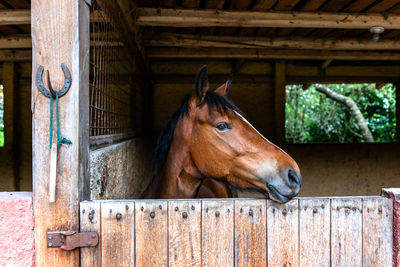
[{"xmin": 265, "ymin": 168, "xmax": 302, "ymax": 203}]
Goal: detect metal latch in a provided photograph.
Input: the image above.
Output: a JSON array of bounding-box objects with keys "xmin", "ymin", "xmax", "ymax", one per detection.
[{"xmin": 47, "ymin": 231, "xmax": 99, "ymax": 251}]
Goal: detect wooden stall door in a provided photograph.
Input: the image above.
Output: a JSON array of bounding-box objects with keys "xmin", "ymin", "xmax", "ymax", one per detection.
[{"xmin": 80, "ymin": 197, "xmax": 392, "ymax": 267}]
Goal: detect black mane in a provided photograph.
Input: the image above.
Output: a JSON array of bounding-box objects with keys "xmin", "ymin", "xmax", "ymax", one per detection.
[{"xmin": 151, "ymin": 90, "xmax": 241, "ymax": 176}]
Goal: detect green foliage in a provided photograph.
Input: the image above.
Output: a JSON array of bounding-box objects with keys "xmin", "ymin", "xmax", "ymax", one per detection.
[{"xmin": 285, "ymin": 83, "xmax": 396, "ymax": 143}]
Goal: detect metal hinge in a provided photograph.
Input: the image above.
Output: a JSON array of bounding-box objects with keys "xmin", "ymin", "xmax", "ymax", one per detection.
[{"xmin": 47, "ymin": 230, "xmax": 98, "ymax": 251}]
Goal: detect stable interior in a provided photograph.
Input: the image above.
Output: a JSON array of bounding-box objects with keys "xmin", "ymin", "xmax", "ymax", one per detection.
[{"xmin": 1, "ymin": 0, "xmax": 400, "ymax": 198}]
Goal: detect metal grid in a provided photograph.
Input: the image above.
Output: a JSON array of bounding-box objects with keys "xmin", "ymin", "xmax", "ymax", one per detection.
[{"xmin": 89, "ymin": 1, "xmax": 135, "ymax": 136}]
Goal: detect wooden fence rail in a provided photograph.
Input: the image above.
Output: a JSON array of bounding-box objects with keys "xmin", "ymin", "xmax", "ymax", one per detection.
[{"xmin": 80, "ymin": 197, "xmax": 393, "ymax": 267}]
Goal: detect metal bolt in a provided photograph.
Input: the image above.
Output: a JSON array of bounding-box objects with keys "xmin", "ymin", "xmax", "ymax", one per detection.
[
  {"xmin": 227, "ymin": 209, "xmax": 230, "ymax": 213},
  {"xmin": 352, "ymin": 207, "xmax": 356, "ymax": 212},
  {"xmin": 141, "ymin": 207, "xmax": 144, "ymax": 211},
  {"xmin": 336, "ymin": 207, "xmax": 340, "ymax": 211},
  {"xmin": 215, "ymin": 211, "xmax": 220, "ymax": 217},
  {"xmin": 175, "ymin": 207, "xmax": 179, "ymax": 212},
  {"xmin": 313, "ymin": 208, "xmax": 318, "ymax": 214},
  {"xmin": 88, "ymin": 213, "xmax": 94, "ymax": 220},
  {"xmin": 125, "ymin": 205, "xmax": 129, "ymax": 211},
  {"xmin": 249, "ymin": 209, "xmax": 253, "ymax": 216},
  {"xmin": 191, "ymin": 205, "xmax": 195, "ymax": 211},
  {"xmin": 48, "ymin": 242, "xmax": 53, "ymax": 247},
  {"xmin": 48, "ymin": 235, "xmax": 53, "ymax": 240},
  {"xmin": 150, "ymin": 211, "xmax": 155, "ymax": 219},
  {"xmin": 109, "ymin": 209, "xmax": 112, "ymax": 214},
  {"xmin": 378, "ymin": 207, "xmax": 383, "ymax": 213},
  {"xmin": 282, "ymin": 209, "xmax": 287, "ymax": 216},
  {"xmin": 240, "ymin": 208, "xmax": 243, "ymax": 213},
  {"xmin": 116, "ymin": 213, "xmax": 122, "ymax": 220},
  {"xmin": 159, "ymin": 205, "xmax": 162, "ymax": 210},
  {"xmin": 91, "ymin": 233, "xmax": 96, "ymax": 239},
  {"xmin": 61, "ymin": 235, "xmax": 65, "ymax": 239},
  {"xmin": 345, "ymin": 208, "xmax": 350, "ymax": 215},
  {"xmin": 182, "ymin": 212, "xmax": 188, "ymax": 219},
  {"xmin": 82, "ymin": 209, "xmax": 85, "ymax": 214},
  {"xmin": 321, "ymin": 204, "xmax": 325, "ymax": 209}
]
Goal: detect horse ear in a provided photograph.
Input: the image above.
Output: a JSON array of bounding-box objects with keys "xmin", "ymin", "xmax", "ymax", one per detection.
[
  {"xmin": 192, "ymin": 65, "xmax": 209, "ymax": 105},
  {"xmin": 214, "ymin": 75, "xmax": 232, "ymax": 96}
]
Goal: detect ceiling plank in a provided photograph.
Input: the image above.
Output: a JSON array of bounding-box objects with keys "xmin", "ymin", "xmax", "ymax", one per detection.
[
  {"xmin": 146, "ymin": 47, "xmax": 400, "ymax": 60},
  {"xmin": 143, "ymin": 32, "xmax": 400, "ymax": 50},
  {"xmin": 136, "ymin": 8, "xmax": 400, "ymax": 30}
]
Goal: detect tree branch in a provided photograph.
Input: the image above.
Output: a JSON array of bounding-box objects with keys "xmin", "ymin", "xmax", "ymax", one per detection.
[{"xmin": 314, "ymin": 84, "xmax": 374, "ymax": 142}]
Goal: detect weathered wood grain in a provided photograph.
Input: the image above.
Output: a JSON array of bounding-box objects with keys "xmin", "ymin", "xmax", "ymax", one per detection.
[
  {"xmin": 274, "ymin": 61, "xmax": 286, "ymax": 144},
  {"xmin": 137, "ymin": 8, "xmax": 400, "ymax": 29},
  {"xmin": 168, "ymin": 200, "xmax": 201, "ymax": 267},
  {"xmin": 202, "ymin": 200, "xmax": 234, "ymax": 267},
  {"xmin": 80, "ymin": 201, "xmax": 101, "ymax": 267},
  {"xmin": 267, "ymin": 199, "xmax": 299, "ymax": 267},
  {"xmin": 331, "ymin": 198, "xmax": 362, "ymax": 267},
  {"xmin": 100, "ymin": 201, "xmax": 135, "ymax": 267},
  {"xmin": 362, "ymin": 197, "xmax": 393, "ymax": 267},
  {"xmin": 234, "ymin": 199, "xmax": 267, "ymax": 267},
  {"xmin": 299, "ymin": 198, "xmax": 330, "ymax": 267},
  {"xmin": 135, "ymin": 200, "xmax": 168, "ymax": 267},
  {"xmin": 32, "ymin": 0, "xmax": 90, "ymax": 266}
]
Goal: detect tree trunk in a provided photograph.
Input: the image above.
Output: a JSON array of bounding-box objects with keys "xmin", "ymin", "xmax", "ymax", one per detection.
[{"xmin": 315, "ymin": 84, "xmax": 374, "ymax": 142}]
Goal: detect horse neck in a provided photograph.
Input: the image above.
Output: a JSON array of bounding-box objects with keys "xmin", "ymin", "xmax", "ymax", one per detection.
[{"xmin": 142, "ymin": 129, "xmax": 202, "ymax": 199}]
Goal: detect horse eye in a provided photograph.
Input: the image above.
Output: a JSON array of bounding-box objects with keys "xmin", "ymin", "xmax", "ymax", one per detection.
[{"xmin": 216, "ymin": 122, "xmax": 232, "ymax": 132}]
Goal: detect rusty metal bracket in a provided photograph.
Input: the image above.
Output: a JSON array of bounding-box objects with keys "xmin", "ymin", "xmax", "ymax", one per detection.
[
  {"xmin": 35, "ymin": 63, "xmax": 72, "ymax": 98},
  {"xmin": 47, "ymin": 231, "xmax": 98, "ymax": 251}
]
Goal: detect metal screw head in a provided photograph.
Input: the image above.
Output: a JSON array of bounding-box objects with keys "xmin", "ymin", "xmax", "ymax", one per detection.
[
  {"xmin": 175, "ymin": 207, "xmax": 179, "ymax": 212},
  {"xmin": 182, "ymin": 212, "xmax": 188, "ymax": 219},
  {"xmin": 345, "ymin": 208, "xmax": 350, "ymax": 215},
  {"xmin": 88, "ymin": 213, "xmax": 94, "ymax": 220},
  {"xmin": 378, "ymin": 207, "xmax": 383, "ymax": 213},
  {"xmin": 91, "ymin": 233, "xmax": 96, "ymax": 239},
  {"xmin": 321, "ymin": 204, "xmax": 325, "ymax": 209},
  {"xmin": 249, "ymin": 209, "xmax": 254, "ymax": 216},
  {"xmin": 150, "ymin": 211, "xmax": 155, "ymax": 219},
  {"xmin": 191, "ymin": 205, "xmax": 195, "ymax": 211},
  {"xmin": 282, "ymin": 209, "xmax": 287, "ymax": 216},
  {"xmin": 141, "ymin": 207, "xmax": 144, "ymax": 212},
  {"xmin": 125, "ymin": 205, "xmax": 129, "ymax": 211},
  {"xmin": 48, "ymin": 242, "xmax": 53, "ymax": 247},
  {"xmin": 82, "ymin": 209, "xmax": 85, "ymax": 214},
  {"xmin": 215, "ymin": 211, "xmax": 220, "ymax": 217},
  {"xmin": 313, "ymin": 208, "xmax": 318, "ymax": 214},
  {"xmin": 116, "ymin": 213, "xmax": 122, "ymax": 220},
  {"xmin": 159, "ymin": 205, "xmax": 162, "ymax": 210},
  {"xmin": 48, "ymin": 235, "xmax": 53, "ymax": 240},
  {"xmin": 60, "ymin": 235, "xmax": 65, "ymax": 239}
]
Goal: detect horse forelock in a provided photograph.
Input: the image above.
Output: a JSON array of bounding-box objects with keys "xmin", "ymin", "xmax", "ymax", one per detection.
[{"xmin": 151, "ymin": 90, "xmax": 242, "ymax": 177}]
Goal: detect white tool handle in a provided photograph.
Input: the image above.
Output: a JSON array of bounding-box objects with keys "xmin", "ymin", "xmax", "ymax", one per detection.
[{"xmin": 49, "ymin": 145, "xmax": 57, "ymax": 202}]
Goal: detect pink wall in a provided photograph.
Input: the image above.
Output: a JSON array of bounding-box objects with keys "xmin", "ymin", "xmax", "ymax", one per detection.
[{"xmin": 0, "ymin": 192, "xmax": 34, "ymax": 267}]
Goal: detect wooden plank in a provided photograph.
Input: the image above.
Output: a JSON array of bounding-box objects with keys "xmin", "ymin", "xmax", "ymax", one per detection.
[
  {"xmin": 331, "ymin": 198, "xmax": 362, "ymax": 266},
  {"xmin": 202, "ymin": 200, "xmax": 234, "ymax": 267},
  {"xmin": 135, "ymin": 200, "xmax": 168, "ymax": 267},
  {"xmin": 168, "ymin": 200, "xmax": 201, "ymax": 267},
  {"xmin": 80, "ymin": 201, "xmax": 101, "ymax": 267},
  {"xmin": 362, "ymin": 197, "xmax": 393, "ymax": 266},
  {"xmin": 234, "ymin": 199, "xmax": 267, "ymax": 267},
  {"xmin": 31, "ymin": 0, "xmax": 90, "ymax": 266},
  {"xmin": 299, "ymin": 198, "xmax": 330, "ymax": 267},
  {"xmin": 143, "ymin": 32, "xmax": 400, "ymax": 50},
  {"xmin": 0, "ymin": 9, "xmax": 30, "ymax": 25},
  {"xmin": 267, "ymin": 199, "xmax": 299, "ymax": 267},
  {"xmin": 100, "ymin": 201, "xmax": 135, "ymax": 267},
  {"xmin": 136, "ymin": 8, "xmax": 400, "ymax": 29},
  {"xmin": 146, "ymin": 47, "xmax": 400, "ymax": 60}
]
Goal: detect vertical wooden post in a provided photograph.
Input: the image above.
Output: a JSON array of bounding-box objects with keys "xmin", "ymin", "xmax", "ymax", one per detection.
[
  {"xmin": 31, "ymin": 0, "xmax": 89, "ymax": 266},
  {"xmin": 2, "ymin": 62, "xmax": 17, "ymax": 190},
  {"xmin": 274, "ymin": 60, "xmax": 286, "ymax": 144},
  {"xmin": 395, "ymin": 83, "xmax": 400, "ymax": 142}
]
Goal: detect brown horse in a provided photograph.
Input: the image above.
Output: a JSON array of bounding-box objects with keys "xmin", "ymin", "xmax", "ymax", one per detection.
[{"xmin": 142, "ymin": 66, "xmax": 301, "ymax": 203}]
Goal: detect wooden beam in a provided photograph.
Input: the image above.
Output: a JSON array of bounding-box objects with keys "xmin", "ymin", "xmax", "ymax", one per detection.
[
  {"xmin": 0, "ymin": 9, "xmax": 30, "ymax": 25},
  {"xmin": 143, "ymin": 32, "xmax": 400, "ymax": 50},
  {"xmin": 147, "ymin": 47, "xmax": 400, "ymax": 60},
  {"xmin": 321, "ymin": 60, "xmax": 333, "ymax": 70},
  {"xmin": 32, "ymin": 0, "xmax": 90, "ymax": 266},
  {"xmin": 137, "ymin": 8, "xmax": 400, "ymax": 29},
  {"xmin": 274, "ymin": 61, "xmax": 286, "ymax": 144}
]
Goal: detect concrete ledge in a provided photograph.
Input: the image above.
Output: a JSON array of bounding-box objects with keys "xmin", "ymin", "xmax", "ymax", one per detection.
[
  {"xmin": 382, "ymin": 188, "xmax": 400, "ymax": 267},
  {"xmin": 0, "ymin": 192, "xmax": 34, "ymax": 267}
]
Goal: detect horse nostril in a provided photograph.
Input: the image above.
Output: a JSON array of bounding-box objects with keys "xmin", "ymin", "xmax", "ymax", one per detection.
[{"xmin": 287, "ymin": 169, "xmax": 301, "ymax": 187}]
